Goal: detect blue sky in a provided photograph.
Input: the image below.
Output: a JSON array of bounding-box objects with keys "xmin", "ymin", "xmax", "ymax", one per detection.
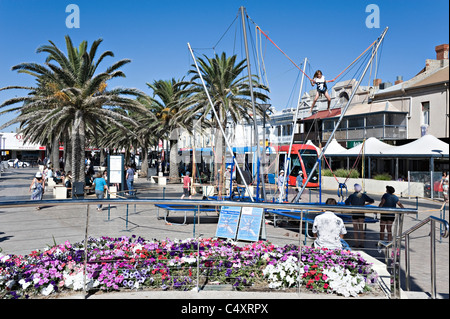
[{"xmin": 1, "ymin": 0, "xmax": 449, "ymax": 131}]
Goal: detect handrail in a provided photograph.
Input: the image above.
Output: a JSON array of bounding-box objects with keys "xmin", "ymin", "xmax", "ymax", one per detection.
[
  {"xmin": 0, "ymin": 198, "xmax": 418, "ymax": 215},
  {"xmin": 379, "ymin": 215, "xmax": 449, "ymax": 299},
  {"xmin": 0, "ymin": 197, "xmax": 418, "ymax": 298},
  {"xmin": 403, "ymin": 215, "xmax": 449, "ymax": 238}
]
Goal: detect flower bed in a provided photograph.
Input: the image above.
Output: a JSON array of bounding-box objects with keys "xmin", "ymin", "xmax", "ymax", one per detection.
[{"xmin": 0, "ymin": 236, "xmax": 378, "ymax": 299}]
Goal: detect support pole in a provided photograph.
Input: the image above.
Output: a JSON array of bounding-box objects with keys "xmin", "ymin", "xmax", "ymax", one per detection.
[
  {"xmin": 240, "ymin": 6, "xmax": 263, "ymax": 201},
  {"xmin": 280, "ymin": 57, "xmax": 307, "ymax": 202}
]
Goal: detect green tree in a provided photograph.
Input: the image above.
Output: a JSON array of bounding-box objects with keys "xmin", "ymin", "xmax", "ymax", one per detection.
[
  {"xmin": 187, "ymin": 52, "xmax": 269, "ymax": 190},
  {"xmin": 146, "ymin": 78, "xmax": 195, "ymax": 182},
  {"xmin": 0, "ymin": 36, "xmax": 146, "ymax": 182}
]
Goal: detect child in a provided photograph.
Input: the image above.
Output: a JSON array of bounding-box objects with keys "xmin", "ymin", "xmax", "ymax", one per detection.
[
  {"xmin": 181, "ymin": 171, "xmax": 192, "ymax": 199},
  {"xmin": 309, "ymin": 70, "xmax": 334, "ymax": 113}
]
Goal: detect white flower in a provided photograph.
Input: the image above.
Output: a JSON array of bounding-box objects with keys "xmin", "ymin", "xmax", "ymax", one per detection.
[
  {"xmin": 323, "ymin": 266, "xmax": 367, "ymax": 297},
  {"xmin": 63, "ymin": 270, "xmax": 86, "ymax": 291},
  {"xmin": 263, "ymin": 256, "xmax": 303, "ymax": 289},
  {"xmin": 132, "ymin": 244, "xmax": 143, "ymax": 253},
  {"xmin": 41, "ymin": 284, "xmax": 54, "ymax": 296},
  {"xmin": 0, "ymin": 254, "xmax": 10, "ymax": 263},
  {"xmin": 19, "ymin": 279, "xmax": 31, "ymax": 290}
]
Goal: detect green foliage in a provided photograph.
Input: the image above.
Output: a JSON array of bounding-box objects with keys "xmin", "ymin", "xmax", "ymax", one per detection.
[
  {"xmin": 322, "ymin": 169, "xmax": 360, "ymax": 179},
  {"xmin": 373, "ymin": 173, "xmax": 392, "ymax": 180}
]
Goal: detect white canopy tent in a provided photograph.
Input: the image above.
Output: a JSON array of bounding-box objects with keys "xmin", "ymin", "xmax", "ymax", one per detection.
[
  {"xmin": 381, "ymin": 134, "xmax": 449, "ymax": 157},
  {"xmin": 324, "ymin": 139, "xmax": 347, "ymax": 155},
  {"xmin": 322, "ymin": 135, "xmax": 448, "ymax": 194},
  {"xmin": 306, "ymin": 139, "xmax": 348, "ymax": 155},
  {"xmin": 336, "ymin": 137, "xmax": 395, "ymax": 156}
]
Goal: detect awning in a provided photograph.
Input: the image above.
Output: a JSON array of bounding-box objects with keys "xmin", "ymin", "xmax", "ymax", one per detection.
[
  {"xmin": 327, "ymin": 137, "xmax": 395, "ymax": 156},
  {"xmin": 381, "ymin": 134, "xmax": 449, "ymax": 158},
  {"xmin": 302, "ymin": 108, "xmax": 341, "ymax": 121}
]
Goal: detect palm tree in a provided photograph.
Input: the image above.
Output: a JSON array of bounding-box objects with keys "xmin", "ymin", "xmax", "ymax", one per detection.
[
  {"xmin": 146, "ymin": 78, "xmax": 195, "ymax": 182},
  {"xmin": 99, "ymin": 96, "xmax": 160, "ymax": 178},
  {"xmin": 187, "ymin": 52, "xmax": 269, "ymax": 190},
  {"xmin": 0, "ymin": 35, "xmax": 146, "ymax": 183}
]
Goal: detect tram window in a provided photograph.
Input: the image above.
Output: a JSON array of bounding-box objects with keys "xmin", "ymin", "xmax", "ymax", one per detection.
[
  {"xmin": 289, "ymin": 154, "xmax": 301, "ymax": 176},
  {"xmin": 300, "ymin": 149, "xmax": 318, "ymax": 173}
]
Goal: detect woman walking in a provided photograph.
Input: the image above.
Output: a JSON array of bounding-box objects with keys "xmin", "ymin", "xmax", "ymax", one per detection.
[
  {"xmin": 29, "ymin": 171, "xmax": 45, "ymax": 210},
  {"xmin": 378, "ymin": 186, "xmax": 404, "ymax": 242},
  {"xmin": 92, "ymin": 172, "xmax": 108, "ymax": 211}
]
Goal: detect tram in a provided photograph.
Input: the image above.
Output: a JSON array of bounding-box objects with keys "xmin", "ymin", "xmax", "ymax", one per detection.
[{"xmin": 178, "ymin": 143, "xmax": 320, "ymax": 189}]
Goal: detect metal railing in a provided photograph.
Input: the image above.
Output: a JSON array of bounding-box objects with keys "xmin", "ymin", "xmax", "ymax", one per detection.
[
  {"xmin": 0, "ymin": 198, "xmax": 419, "ymax": 299},
  {"xmin": 404, "ymin": 216, "xmax": 449, "ymax": 299},
  {"xmin": 378, "ymin": 214, "xmax": 448, "ymax": 299}
]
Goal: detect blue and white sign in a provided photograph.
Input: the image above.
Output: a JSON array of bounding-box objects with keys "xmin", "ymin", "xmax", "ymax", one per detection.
[
  {"xmin": 236, "ymin": 207, "xmax": 264, "ymax": 242},
  {"xmin": 215, "ymin": 206, "xmax": 242, "ymax": 240}
]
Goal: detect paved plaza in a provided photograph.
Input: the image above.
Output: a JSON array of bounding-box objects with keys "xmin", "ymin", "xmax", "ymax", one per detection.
[{"xmin": 0, "ymin": 167, "xmax": 448, "ymax": 299}]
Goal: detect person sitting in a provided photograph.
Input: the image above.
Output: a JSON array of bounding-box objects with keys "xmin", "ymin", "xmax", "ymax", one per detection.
[{"xmin": 312, "ymin": 198, "xmax": 347, "ymax": 250}]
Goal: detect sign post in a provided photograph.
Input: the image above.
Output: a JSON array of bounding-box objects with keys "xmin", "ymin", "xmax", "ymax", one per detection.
[{"xmin": 107, "ymin": 155, "xmax": 124, "ymax": 219}]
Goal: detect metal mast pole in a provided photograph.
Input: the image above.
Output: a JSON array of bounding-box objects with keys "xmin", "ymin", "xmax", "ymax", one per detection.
[
  {"xmin": 279, "ymin": 57, "xmax": 307, "ymax": 202},
  {"xmin": 240, "ymin": 6, "xmax": 263, "ymax": 201},
  {"xmin": 187, "ymin": 42, "xmax": 254, "ymax": 201},
  {"xmin": 298, "ymin": 27, "xmax": 389, "ymax": 197}
]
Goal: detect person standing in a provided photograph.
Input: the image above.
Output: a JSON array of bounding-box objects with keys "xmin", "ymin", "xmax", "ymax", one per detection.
[
  {"xmin": 14, "ymin": 158, "xmax": 19, "ymax": 169},
  {"xmin": 29, "ymin": 171, "xmax": 45, "ymax": 210},
  {"xmin": 312, "ymin": 198, "xmax": 347, "ymax": 250},
  {"xmin": 345, "ymin": 183, "xmax": 374, "ymax": 248},
  {"xmin": 440, "ymin": 172, "xmax": 449, "ymax": 205},
  {"xmin": 224, "ymin": 166, "xmax": 232, "ymax": 196},
  {"xmin": 292, "ymin": 171, "xmax": 304, "ymax": 203},
  {"xmin": 125, "ymin": 164, "xmax": 135, "ymax": 196},
  {"xmin": 277, "ymin": 170, "xmax": 285, "ymax": 201},
  {"xmin": 181, "ymin": 171, "xmax": 191, "ymax": 199},
  {"xmin": 378, "ymin": 186, "xmax": 404, "ymax": 242},
  {"xmin": 93, "ymin": 172, "xmax": 108, "ymax": 211}
]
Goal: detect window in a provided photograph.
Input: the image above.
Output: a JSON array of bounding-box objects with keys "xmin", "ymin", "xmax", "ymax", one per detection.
[
  {"xmin": 385, "ymin": 113, "xmax": 406, "ymax": 126},
  {"xmin": 366, "ymin": 114, "xmax": 384, "ymax": 127},
  {"xmin": 323, "ymin": 120, "xmax": 335, "ymax": 131},
  {"xmin": 348, "ymin": 117, "xmax": 364, "ymax": 128},
  {"xmin": 421, "ymin": 102, "xmax": 430, "ymax": 126},
  {"xmin": 283, "ymin": 124, "xmax": 292, "ymax": 136}
]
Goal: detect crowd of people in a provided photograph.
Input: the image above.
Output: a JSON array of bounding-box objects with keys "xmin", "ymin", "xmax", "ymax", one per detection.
[
  {"xmin": 29, "ymin": 156, "xmax": 137, "ymax": 211},
  {"xmin": 313, "ymin": 183, "xmax": 405, "ymax": 249}
]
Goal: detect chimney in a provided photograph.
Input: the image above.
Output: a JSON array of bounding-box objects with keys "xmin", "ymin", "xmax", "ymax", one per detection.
[
  {"xmin": 395, "ymin": 76, "xmax": 403, "ymax": 85},
  {"xmin": 373, "ymin": 79, "xmax": 382, "ymax": 87},
  {"xmin": 435, "ymin": 44, "xmax": 449, "ymax": 60}
]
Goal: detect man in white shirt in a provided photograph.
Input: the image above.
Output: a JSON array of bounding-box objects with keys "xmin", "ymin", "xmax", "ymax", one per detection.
[{"xmin": 312, "ymin": 198, "xmax": 347, "ymax": 250}]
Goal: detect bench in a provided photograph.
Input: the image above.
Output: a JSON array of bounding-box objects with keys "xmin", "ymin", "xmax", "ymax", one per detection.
[{"xmin": 155, "ymin": 204, "xmax": 219, "ymax": 225}]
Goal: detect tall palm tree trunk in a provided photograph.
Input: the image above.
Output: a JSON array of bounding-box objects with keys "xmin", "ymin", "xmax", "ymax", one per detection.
[
  {"xmin": 64, "ymin": 135, "xmax": 72, "ymax": 174},
  {"xmin": 71, "ymin": 110, "xmax": 86, "ymax": 183},
  {"xmin": 169, "ymin": 140, "xmax": 178, "ymax": 182},
  {"xmin": 140, "ymin": 147, "xmax": 149, "ymax": 178},
  {"xmin": 52, "ymin": 136, "xmax": 60, "ymax": 171}
]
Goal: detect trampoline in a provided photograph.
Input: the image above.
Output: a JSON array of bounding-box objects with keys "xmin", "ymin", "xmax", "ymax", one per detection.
[{"xmin": 155, "ymin": 204, "xmax": 219, "ymax": 225}]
